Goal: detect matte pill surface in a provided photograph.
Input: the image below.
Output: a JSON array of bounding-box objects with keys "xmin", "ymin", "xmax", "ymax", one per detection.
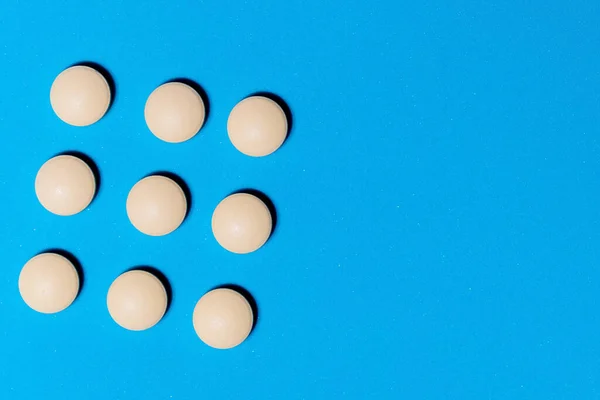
[
  {"xmin": 227, "ymin": 96, "xmax": 288, "ymax": 157},
  {"xmin": 126, "ymin": 175, "xmax": 187, "ymax": 236},
  {"xmin": 144, "ymin": 82, "xmax": 206, "ymax": 143},
  {"xmin": 107, "ymin": 270, "xmax": 168, "ymax": 331},
  {"xmin": 192, "ymin": 288, "xmax": 254, "ymax": 349},
  {"xmin": 19, "ymin": 253, "xmax": 80, "ymax": 314},
  {"xmin": 50, "ymin": 65, "xmax": 111, "ymax": 126},
  {"xmin": 211, "ymin": 193, "xmax": 272, "ymax": 254},
  {"xmin": 35, "ymin": 155, "xmax": 96, "ymax": 216}
]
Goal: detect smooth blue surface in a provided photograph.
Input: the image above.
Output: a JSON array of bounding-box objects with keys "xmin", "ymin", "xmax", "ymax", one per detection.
[{"xmin": 0, "ymin": 1, "xmax": 599, "ymax": 399}]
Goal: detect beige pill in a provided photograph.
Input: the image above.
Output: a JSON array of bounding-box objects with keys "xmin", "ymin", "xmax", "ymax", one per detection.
[
  {"xmin": 212, "ymin": 193, "xmax": 272, "ymax": 254},
  {"xmin": 107, "ymin": 270, "xmax": 168, "ymax": 331},
  {"xmin": 126, "ymin": 175, "xmax": 187, "ymax": 236},
  {"xmin": 193, "ymin": 288, "xmax": 254, "ymax": 349},
  {"xmin": 144, "ymin": 82, "xmax": 206, "ymax": 143},
  {"xmin": 19, "ymin": 253, "xmax": 80, "ymax": 314},
  {"xmin": 227, "ymin": 96, "xmax": 288, "ymax": 157},
  {"xmin": 50, "ymin": 65, "xmax": 111, "ymax": 126},
  {"xmin": 35, "ymin": 155, "xmax": 96, "ymax": 216}
]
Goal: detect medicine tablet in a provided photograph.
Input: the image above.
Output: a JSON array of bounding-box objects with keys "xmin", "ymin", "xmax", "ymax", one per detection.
[
  {"xmin": 126, "ymin": 175, "xmax": 187, "ymax": 236},
  {"xmin": 144, "ymin": 82, "xmax": 206, "ymax": 143},
  {"xmin": 227, "ymin": 96, "xmax": 288, "ymax": 157},
  {"xmin": 212, "ymin": 193, "xmax": 272, "ymax": 254},
  {"xmin": 193, "ymin": 288, "xmax": 254, "ymax": 349},
  {"xmin": 19, "ymin": 253, "xmax": 80, "ymax": 314},
  {"xmin": 50, "ymin": 65, "xmax": 111, "ymax": 126},
  {"xmin": 35, "ymin": 155, "xmax": 96, "ymax": 216},
  {"xmin": 107, "ymin": 270, "xmax": 168, "ymax": 331}
]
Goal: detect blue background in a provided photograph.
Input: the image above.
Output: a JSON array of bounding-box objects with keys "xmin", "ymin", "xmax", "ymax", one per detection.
[{"xmin": 0, "ymin": 0, "xmax": 599, "ymax": 398}]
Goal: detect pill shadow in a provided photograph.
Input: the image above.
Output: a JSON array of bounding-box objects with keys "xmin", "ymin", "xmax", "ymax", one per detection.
[
  {"xmin": 147, "ymin": 171, "xmax": 193, "ymax": 220},
  {"xmin": 73, "ymin": 61, "xmax": 116, "ymax": 111},
  {"xmin": 231, "ymin": 188, "xmax": 278, "ymax": 238},
  {"xmin": 127, "ymin": 266, "xmax": 173, "ymax": 315},
  {"xmin": 167, "ymin": 78, "xmax": 210, "ymax": 126},
  {"xmin": 57, "ymin": 151, "xmax": 101, "ymax": 200},
  {"xmin": 248, "ymin": 91, "xmax": 293, "ymax": 141},
  {"xmin": 212, "ymin": 284, "xmax": 259, "ymax": 334},
  {"xmin": 39, "ymin": 248, "xmax": 85, "ymax": 297}
]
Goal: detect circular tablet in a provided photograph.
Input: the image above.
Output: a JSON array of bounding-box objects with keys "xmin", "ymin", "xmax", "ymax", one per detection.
[
  {"xmin": 126, "ymin": 175, "xmax": 187, "ymax": 236},
  {"xmin": 35, "ymin": 155, "xmax": 96, "ymax": 216},
  {"xmin": 227, "ymin": 96, "xmax": 288, "ymax": 157},
  {"xmin": 107, "ymin": 270, "xmax": 168, "ymax": 331},
  {"xmin": 19, "ymin": 253, "xmax": 80, "ymax": 314},
  {"xmin": 144, "ymin": 82, "xmax": 206, "ymax": 143},
  {"xmin": 212, "ymin": 193, "xmax": 272, "ymax": 254},
  {"xmin": 193, "ymin": 288, "xmax": 254, "ymax": 349},
  {"xmin": 50, "ymin": 65, "xmax": 111, "ymax": 126}
]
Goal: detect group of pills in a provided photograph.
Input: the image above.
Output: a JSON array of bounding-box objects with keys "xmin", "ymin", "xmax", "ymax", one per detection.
[{"xmin": 18, "ymin": 64, "xmax": 289, "ymax": 349}]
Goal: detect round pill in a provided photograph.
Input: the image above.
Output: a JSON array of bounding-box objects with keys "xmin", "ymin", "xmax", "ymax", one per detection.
[
  {"xmin": 227, "ymin": 96, "xmax": 288, "ymax": 157},
  {"xmin": 193, "ymin": 288, "xmax": 254, "ymax": 349},
  {"xmin": 19, "ymin": 253, "xmax": 80, "ymax": 314},
  {"xmin": 107, "ymin": 270, "xmax": 168, "ymax": 331},
  {"xmin": 212, "ymin": 193, "xmax": 272, "ymax": 254},
  {"xmin": 126, "ymin": 175, "xmax": 187, "ymax": 236},
  {"xmin": 144, "ymin": 82, "xmax": 206, "ymax": 143},
  {"xmin": 50, "ymin": 65, "xmax": 111, "ymax": 126},
  {"xmin": 35, "ymin": 155, "xmax": 96, "ymax": 216}
]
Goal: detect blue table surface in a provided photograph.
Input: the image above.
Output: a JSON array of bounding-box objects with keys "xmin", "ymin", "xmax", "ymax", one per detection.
[{"xmin": 1, "ymin": 1, "xmax": 599, "ymax": 399}]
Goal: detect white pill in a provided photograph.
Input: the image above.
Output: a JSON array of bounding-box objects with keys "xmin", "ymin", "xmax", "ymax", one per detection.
[
  {"xmin": 144, "ymin": 82, "xmax": 206, "ymax": 143},
  {"xmin": 50, "ymin": 65, "xmax": 111, "ymax": 126},
  {"xmin": 212, "ymin": 193, "xmax": 272, "ymax": 254},
  {"xmin": 107, "ymin": 270, "xmax": 168, "ymax": 331},
  {"xmin": 35, "ymin": 155, "xmax": 96, "ymax": 216},
  {"xmin": 19, "ymin": 253, "xmax": 80, "ymax": 314},
  {"xmin": 126, "ymin": 175, "xmax": 187, "ymax": 236},
  {"xmin": 227, "ymin": 96, "xmax": 288, "ymax": 157},
  {"xmin": 193, "ymin": 288, "xmax": 254, "ymax": 349}
]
